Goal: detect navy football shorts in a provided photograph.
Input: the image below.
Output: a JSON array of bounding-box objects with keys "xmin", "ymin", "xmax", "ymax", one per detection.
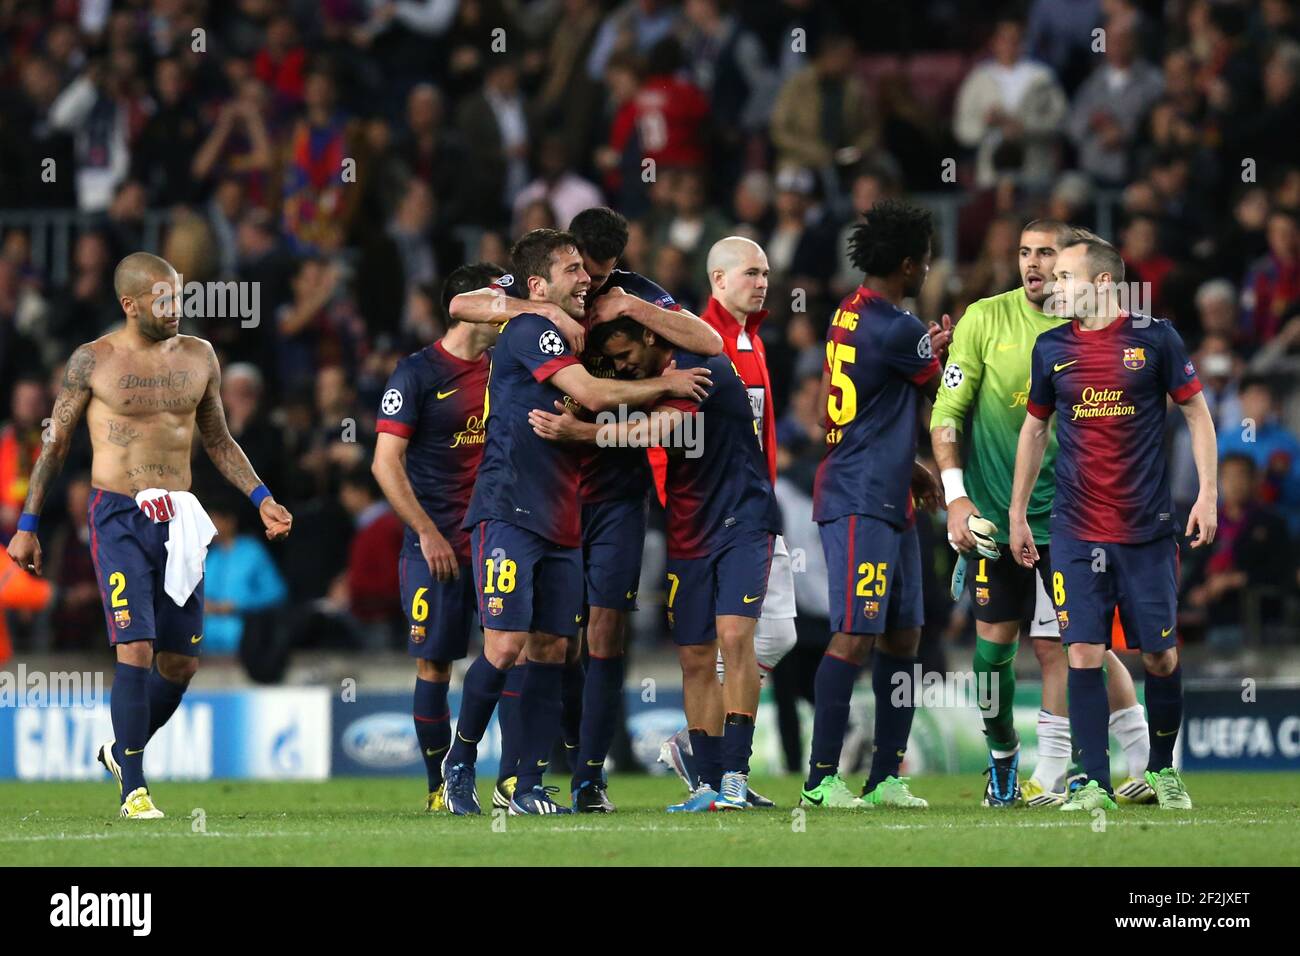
[
  {"xmin": 88, "ymin": 488, "xmax": 205, "ymax": 655},
  {"xmin": 820, "ymin": 514, "xmax": 923, "ymax": 636},
  {"xmin": 665, "ymin": 529, "xmax": 774, "ymax": 646},
  {"xmin": 471, "ymin": 519, "xmax": 583, "ymax": 637}
]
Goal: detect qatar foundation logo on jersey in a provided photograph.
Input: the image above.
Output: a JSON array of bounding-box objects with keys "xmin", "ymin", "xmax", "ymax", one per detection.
[
  {"xmin": 381, "ymin": 388, "xmax": 403, "ymax": 415},
  {"xmin": 538, "ymin": 330, "xmax": 565, "ymax": 355}
]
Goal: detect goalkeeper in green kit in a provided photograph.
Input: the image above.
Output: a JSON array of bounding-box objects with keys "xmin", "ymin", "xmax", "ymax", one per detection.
[{"xmin": 929, "ymin": 220, "xmax": 1154, "ymax": 807}]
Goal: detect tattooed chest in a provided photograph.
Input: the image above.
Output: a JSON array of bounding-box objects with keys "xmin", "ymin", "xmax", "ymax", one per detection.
[{"xmin": 98, "ymin": 366, "xmax": 206, "ymax": 414}]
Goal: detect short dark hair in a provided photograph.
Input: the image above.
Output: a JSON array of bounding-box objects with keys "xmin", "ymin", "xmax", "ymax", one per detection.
[
  {"xmin": 1220, "ymin": 452, "xmax": 1257, "ymax": 476},
  {"xmin": 1022, "ymin": 218, "xmax": 1074, "ymax": 247},
  {"xmin": 1065, "ymin": 237, "xmax": 1126, "ymax": 284},
  {"xmin": 1238, "ymin": 373, "xmax": 1276, "ymax": 398},
  {"xmin": 570, "ymin": 207, "xmax": 629, "ymax": 263},
  {"xmin": 590, "ymin": 315, "xmax": 649, "ymax": 355},
  {"xmin": 440, "ymin": 260, "xmax": 506, "ymax": 320},
  {"xmin": 509, "ymin": 228, "xmax": 579, "ymax": 284},
  {"xmin": 848, "ymin": 199, "xmax": 933, "ymax": 277}
]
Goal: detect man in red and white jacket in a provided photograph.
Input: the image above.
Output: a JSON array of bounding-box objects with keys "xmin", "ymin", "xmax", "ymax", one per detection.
[{"xmin": 656, "ymin": 237, "xmax": 796, "ymax": 807}]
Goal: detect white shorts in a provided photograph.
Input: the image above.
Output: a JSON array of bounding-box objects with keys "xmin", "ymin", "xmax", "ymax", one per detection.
[
  {"xmin": 1028, "ymin": 569, "xmax": 1061, "ymax": 639},
  {"xmin": 760, "ymin": 534, "xmax": 797, "ymax": 620}
]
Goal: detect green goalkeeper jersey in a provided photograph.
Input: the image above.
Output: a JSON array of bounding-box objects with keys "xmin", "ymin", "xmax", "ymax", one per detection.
[{"xmin": 930, "ymin": 287, "xmax": 1066, "ymax": 545}]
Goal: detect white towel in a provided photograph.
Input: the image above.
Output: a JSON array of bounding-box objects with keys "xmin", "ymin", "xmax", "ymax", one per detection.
[{"xmin": 133, "ymin": 488, "xmax": 218, "ymax": 606}]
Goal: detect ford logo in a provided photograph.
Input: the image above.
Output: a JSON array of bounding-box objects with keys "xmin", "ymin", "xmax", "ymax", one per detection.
[{"xmin": 341, "ymin": 713, "xmax": 420, "ymax": 769}]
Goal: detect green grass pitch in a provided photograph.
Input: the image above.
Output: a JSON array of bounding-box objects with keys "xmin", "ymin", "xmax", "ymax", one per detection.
[{"xmin": 3, "ymin": 773, "xmax": 1297, "ymax": 866}]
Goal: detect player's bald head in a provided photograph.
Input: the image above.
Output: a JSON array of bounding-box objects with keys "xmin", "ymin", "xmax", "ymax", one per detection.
[
  {"xmin": 113, "ymin": 252, "xmax": 177, "ymax": 300},
  {"xmin": 706, "ymin": 236, "xmax": 766, "ymax": 281}
]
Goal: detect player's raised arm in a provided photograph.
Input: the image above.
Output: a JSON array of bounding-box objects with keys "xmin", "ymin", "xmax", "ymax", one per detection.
[
  {"xmin": 5, "ymin": 342, "xmax": 97, "ymax": 574},
  {"xmin": 589, "ymin": 287, "xmax": 723, "ymax": 356},
  {"xmin": 930, "ymin": 306, "xmax": 987, "ymax": 551},
  {"xmin": 449, "ymin": 286, "xmax": 587, "ymax": 354},
  {"xmin": 194, "ymin": 342, "xmax": 292, "ymax": 541}
]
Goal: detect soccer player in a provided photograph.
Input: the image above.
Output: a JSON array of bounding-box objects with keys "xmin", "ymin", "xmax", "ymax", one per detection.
[
  {"xmin": 529, "ymin": 314, "xmax": 782, "ymax": 811},
  {"xmin": 5, "ymin": 252, "xmax": 292, "ymax": 818},
  {"xmin": 372, "ymin": 262, "xmax": 503, "ymax": 813},
  {"xmin": 1009, "ymin": 236, "xmax": 1216, "ymax": 811},
  {"xmin": 799, "ymin": 200, "xmax": 946, "ymax": 810},
  {"xmin": 440, "ymin": 229, "xmax": 711, "ymax": 815},
  {"xmin": 450, "ymin": 207, "xmax": 723, "ymax": 813},
  {"xmin": 658, "ymin": 236, "xmax": 794, "ymax": 809},
  {"xmin": 930, "ymin": 220, "xmax": 1153, "ymax": 807}
]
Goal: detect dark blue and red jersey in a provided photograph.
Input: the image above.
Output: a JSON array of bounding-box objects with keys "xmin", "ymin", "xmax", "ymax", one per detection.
[
  {"xmin": 659, "ymin": 349, "xmax": 782, "ymax": 559},
  {"xmin": 377, "ymin": 340, "xmax": 490, "ymax": 562},
  {"xmin": 812, "ymin": 286, "xmax": 940, "ymax": 528},
  {"xmin": 463, "ymin": 312, "xmax": 584, "ymax": 547},
  {"xmin": 1027, "ymin": 312, "xmax": 1202, "ymax": 543},
  {"xmin": 492, "ymin": 268, "xmax": 679, "ymax": 503}
]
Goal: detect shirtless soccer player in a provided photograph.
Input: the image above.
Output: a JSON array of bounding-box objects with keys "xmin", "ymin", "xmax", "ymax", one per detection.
[{"xmin": 6, "ymin": 252, "xmax": 292, "ymax": 818}]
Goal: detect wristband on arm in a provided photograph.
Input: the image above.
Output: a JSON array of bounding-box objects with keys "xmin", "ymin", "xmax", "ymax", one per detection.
[
  {"xmin": 940, "ymin": 468, "xmax": 968, "ymax": 506},
  {"xmin": 17, "ymin": 513, "xmax": 39, "ymax": 533},
  {"xmin": 249, "ymin": 484, "xmax": 272, "ymax": 507}
]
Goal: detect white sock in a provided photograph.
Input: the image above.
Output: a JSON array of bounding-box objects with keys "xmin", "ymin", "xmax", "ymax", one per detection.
[
  {"xmin": 1109, "ymin": 703, "xmax": 1150, "ymax": 780},
  {"xmin": 1032, "ymin": 709, "xmax": 1071, "ymax": 792}
]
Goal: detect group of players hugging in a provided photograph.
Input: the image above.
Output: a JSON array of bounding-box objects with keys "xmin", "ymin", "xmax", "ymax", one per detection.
[{"xmin": 8, "ymin": 201, "xmax": 1213, "ymax": 817}]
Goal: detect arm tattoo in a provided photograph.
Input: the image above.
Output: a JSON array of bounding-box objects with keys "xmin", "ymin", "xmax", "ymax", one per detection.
[
  {"xmin": 22, "ymin": 343, "xmax": 95, "ymax": 516},
  {"xmin": 195, "ymin": 345, "xmax": 262, "ymax": 495}
]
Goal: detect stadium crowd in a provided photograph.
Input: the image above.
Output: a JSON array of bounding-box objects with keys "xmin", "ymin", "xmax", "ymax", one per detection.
[{"xmin": 2, "ymin": 0, "xmax": 1299, "ymax": 669}]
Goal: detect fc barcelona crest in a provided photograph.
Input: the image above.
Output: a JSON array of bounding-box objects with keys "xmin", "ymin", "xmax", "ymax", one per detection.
[
  {"xmin": 1056, "ymin": 609, "xmax": 1070, "ymax": 630},
  {"xmin": 975, "ymin": 586, "xmax": 990, "ymax": 606},
  {"xmin": 1122, "ymin": 347, "xmax": 1146, "ymax": 370},
  {"xmin": 487, "ymin": 596, "xmax": 504, "ymax": 617},
  {"xmin": 409, "ymin": 624, "xmax": 426, "ymax": 643},
  {"xmin": 863, "ymin": 599, "xmax": 880, "ymax": 620},
  {"xmin": 114, "ymin": 609, "xmax": 131, "ymax": 629}
]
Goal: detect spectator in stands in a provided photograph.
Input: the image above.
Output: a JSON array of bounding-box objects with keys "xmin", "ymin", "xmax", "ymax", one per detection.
[
  {"xmin": 954, "ymin": 15, "xmax": 1067, "ymax": 191},
  {"xmin": 47, "ymin": 55, "xmax": 132, "ymax": 212},
  {"xmin": 388, "ymin": 178, "xmax": 439, "ymax": 303},
  {"xmin": 254, "ymin": 13, "xmax": 307, "ymax": 114},
  {"xmin": 391, "ymin": 84, "xmax": 469, "ymax": 231},
  {"xmin": 0, "ymin": 377, "xmax": 49, "ymax": 537},
  {"xmin": 1120, "ymin": 214, "xmax": 1176, "ymax": 317},
  {"xmin": 45, "ymin": 476, "xmax": 105, "ymax": 650},
  {"xmin": 1183, "ymin": 454, "xmax": 1292, "ymax": 647},
  {"xmin": 192, "ymin": 74, "xmax": 275, "ymax": 209},
  {"xmin": 337, "ymin": 464, "xmax": 404, "ymax": 645},
  {"xmin": 276, "ymin": 259, "xmax": 367, "ymax": 393},
  {"xmin": 586, "ymin": 0, "xmax": 682, "ymax": 80},
  {"xmin": 765, "ymin": 166, "xmax": 837, "ymax": 299},
  {"xmin": 132, "ymin": 57, "xmax": 203, "ymax": 206},
  {"xmin": 770, "ymin": 34, "xmax": 877, "ymax": 188},
  {"xmin": 1171, "ymin": 331, "xmax": 1242, "ymax": 509},
  {"xmin": 513, "ymin": 133, "xmax": 604, "ymax": 231},
  {"xmin": 608, "ymin": 37, "xmax": 710, "ymax": 187},
  {"xmin": 456, "ymin": 54, "xmax": 530, "ymax": 226},
  {"xmin": 731, "ymin": 169, "xmax": 774, "ymax": 240},
  {"xmin": 281, "ymin": 63, "xmax": 362, "ymax": 254},
  {"xmin": 202, "ymin": 499, "xmax": 289, "ymax": 655},
  {"xmin": 1025, "ymin": 0, "xmax": 1103, "ymax": 92},
  {"xmin": 1219, "ymin": 375, "xmax": 1300, "ymax": 534},
  {"xmin": 648, "ymin": 167, "xmax": 731, "ymax": 303},
  {"xmin": 1242, "ymin": 208, "xmax": 1300, "ymax": 345},
  {"xmin": 1067, "ymin": 21, "xmax": 1164, "ymax": 186}
]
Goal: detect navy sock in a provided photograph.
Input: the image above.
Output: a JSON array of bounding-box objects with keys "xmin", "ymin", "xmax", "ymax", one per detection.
[
  {"xmin": 1067, "ymin": 665, "xmax": 1112, "ymax": 791},
  {"xmin": 866, "ymin": 651, "xmax": 917, "ymax": 792},
  {"xmin": 806, "ymin": 652, "xmax": 860, "ymax": 789},
  {"xmin": 561, "ymin": 658, "xmax": 585, "ymax": 770},
  {"xmin": 497, "ymin": 663, "xmax": 525, "ymax": 782},
  {"xmin": 145, "ymin": 666, "xmax": 186, "ymax": 742},
  {"xmin": 721, "ymin": 712, "xmax": 755, "ymax": 776},
  {"xmin": 515, "ymin": 661, "xmax": 564, "ymax": 790},
  {"xmin": 111, "ymin": 662, "xmax": 150, "ymax": 797},
  {"xmin": 689, "ymin": 728, "xmax": 721, "ymax": 791},
  {"xmin": 448, "ymin": 656, "xmax": 508, "ymax": 767},
  {"xmin": 413, "ymin": 677, "xmax": 450, "ymax": 791},
  {"xmin": 574, "ymin": 654, "xmax": 624, "ymax": 787},
  {"xmin": 1144, "ymin": 666, "xmax": 1183, "ymax": 773}
]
